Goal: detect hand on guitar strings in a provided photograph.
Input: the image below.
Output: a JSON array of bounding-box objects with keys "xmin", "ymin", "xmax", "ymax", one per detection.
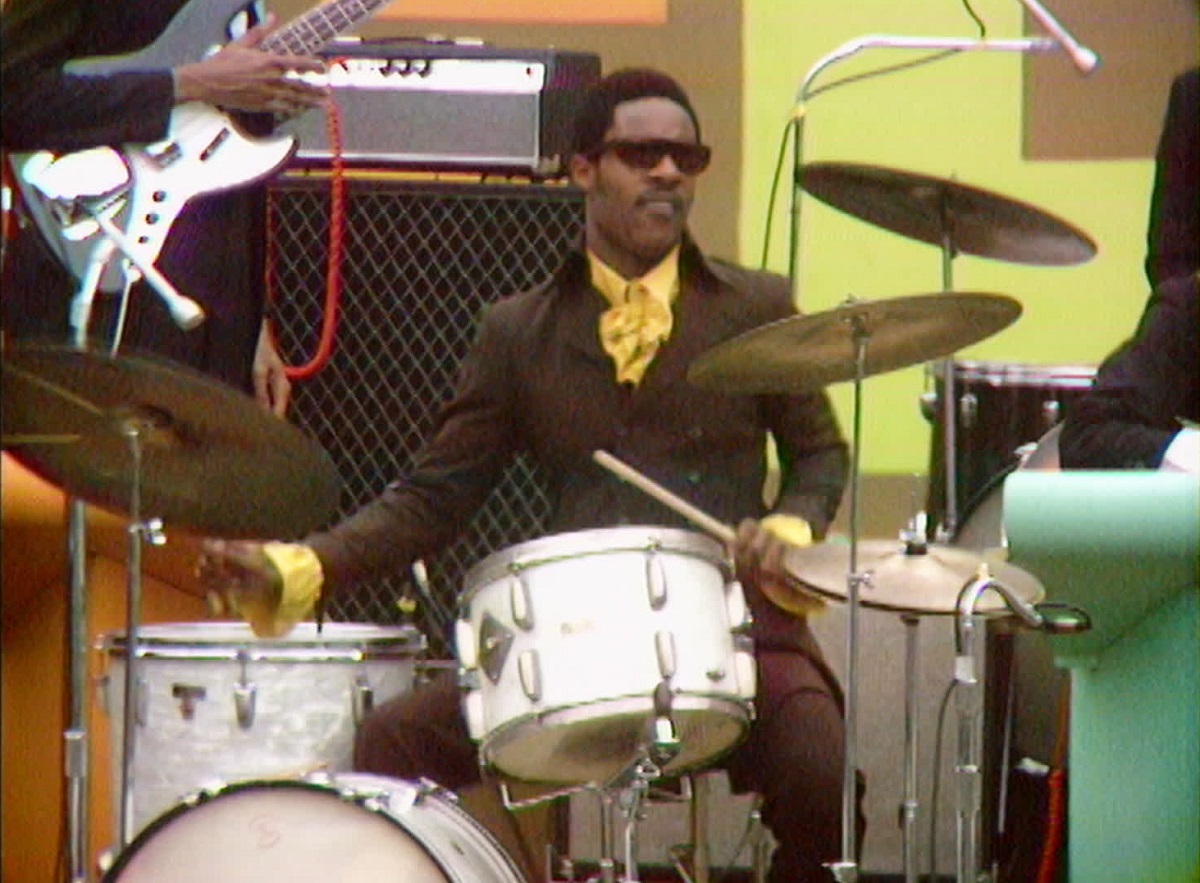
[{"xmin": 172, "ymin": 13, "xmax": 329, "ymax": 118}]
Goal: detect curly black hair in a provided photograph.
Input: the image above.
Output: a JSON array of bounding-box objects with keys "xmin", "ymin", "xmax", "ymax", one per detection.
[{"xmin": 571, "ymin": 67, "xmax": 701, "ymax": 156}]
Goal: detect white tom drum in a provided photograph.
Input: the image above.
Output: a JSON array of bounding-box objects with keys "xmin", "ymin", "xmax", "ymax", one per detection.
[
  {"xmin": 102, "ymin": 773, "xmax": 526, "ymax": 882},
  {"xmin": 456, "ymin": 526, "xmax": 756, "ymax": 785},
  {"xmin": 98, "ymin": 621, "xmax": 426, "ymax": 837}
]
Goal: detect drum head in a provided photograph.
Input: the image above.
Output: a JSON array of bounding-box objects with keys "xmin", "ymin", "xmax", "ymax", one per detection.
[
  {"xmin": 107, "ymin": 781, "xmax": 445, "ymax": 882},
  {"xmin": 484, "ymin": 696, "xmax": 751, "ymax": 784},
  {"xmin": 105, "ymin": 777, "xmax": 525, "ymax": 883},
  {"xmin": 954, "ymin": 423, "xmax": 1063, "ymax": 554}
]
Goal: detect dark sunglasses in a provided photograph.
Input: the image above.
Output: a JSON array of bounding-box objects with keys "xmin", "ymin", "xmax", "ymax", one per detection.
[{"xmin": 589, "ymin": 139, "xmax": 712, "ymax": 175}]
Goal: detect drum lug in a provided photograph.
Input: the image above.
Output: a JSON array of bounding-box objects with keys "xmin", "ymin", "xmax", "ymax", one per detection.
[
  {"xmin": 646, "ymin": 548, "xmax": 668, "ymax": 610},
  {"xmin": 455, "ymin": 618, "xmax": 478, "ymax": 669},
  {"xmin": 352, "ymin": 674, "xmax": 375, "ymax": 725},
  {"xmin": 234, "ymin": 651, "xmax": 256, "ymax": 730},
  {"xmin": 1041, "ymin": 398, "xmax": 1061, "ymax": 432},
  {"xmin": 959, "ymin": 391, "xmax": 978, "ymax": 428},
  {"xmin": 171, "ymin": 683, "xmax": 207, "ymax": 720},
  {"xmin": 725, "ymin": 579, "xmax": 749, "ymax": 628},
  {"xmin": 458, "ymin": 667, "xmax": 482, "ymax": 690},
  {"xmin": 463, "ymin": 689, "xmax": 486, "ymax": 739},
  {"xmin": 918, "ymin": 389, "xmax": 938, "ymax": 423},
  {"xmin": 94, "ymin": 673, "xmax": 109, "ymax": 716},
  {"xmin": 655, "ymin": 630, "xmax": 678, "ymax": 679},
  {"xmin": 479, "ymin": 612, "xmax": 514, "ymax": 685},
  {"xmin": 518, "ymin": 650, "xmax": 543, "ymax": 702},
  {"xmin": 233, "ymin": 683, "xmax": 257, "ymax": 730},
  {"xmin": 734, "ymin": 648, "xmax": 758, "ymax": 702},
  {"xmin": 135, "ymin": 676, "xmax": 149, "ymax": 727},
  {"xmin": 508, "ymin": 572, "xmax": 535, "ymax": 631}
]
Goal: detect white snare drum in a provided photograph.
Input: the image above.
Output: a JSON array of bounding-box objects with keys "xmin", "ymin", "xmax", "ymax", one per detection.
[
  {"xmin": 98, "ymin": 622, "xmax": 426, "ymax": 836},
  {"xmin": 456, "ymin": 526, "xmax": 756, "ymax": 785},
  {"xmin": 102, "ymin": 773, "xmax": 526, "ymax": 882}
]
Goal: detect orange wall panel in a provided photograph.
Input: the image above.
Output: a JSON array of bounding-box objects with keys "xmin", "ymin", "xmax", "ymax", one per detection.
[{"xmin": 376, "ymin": 0, "xmax": 666, "ymax": 25}]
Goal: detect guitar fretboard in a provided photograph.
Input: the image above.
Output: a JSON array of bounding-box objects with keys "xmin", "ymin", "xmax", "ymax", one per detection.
[{"xmin": 264, "ymin": 0, "xmax": 390, "ymax": 56}]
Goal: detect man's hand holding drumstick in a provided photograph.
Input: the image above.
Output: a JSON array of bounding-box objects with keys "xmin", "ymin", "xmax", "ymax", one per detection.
[{"xmin": 593, "ymin": 450, "xmax": 826, "ymax": 615}]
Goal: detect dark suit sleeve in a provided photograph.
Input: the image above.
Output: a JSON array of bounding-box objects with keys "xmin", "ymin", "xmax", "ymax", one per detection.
[
  {"xmin": 1060, "ymin": 274, "xmax": 1200, "ymax": 469},
  {"xmin": 307, "ymin": 305, "xmax": 520, "ymax": 593},
  {"xmin": 1145, "ymin": 67, "xmax": 1200, "ymax": 287},
  {"xmin": 0, "ymin": 3, "xmax": 177, "ymax": 152},
  {"xmin": 752, "ymin": 280, "xmax": 849, "ymax": 536}
]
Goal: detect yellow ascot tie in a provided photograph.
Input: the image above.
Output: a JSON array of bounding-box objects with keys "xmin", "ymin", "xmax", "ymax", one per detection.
[{"xmin": 599, "ymin": 281, "xmax": 674, "ymax": 386}]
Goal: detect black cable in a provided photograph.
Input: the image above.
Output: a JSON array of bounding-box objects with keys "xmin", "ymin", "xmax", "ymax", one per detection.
[
  {"xmin": 959, "ymin": 0, "xmax": 988, "ymax": 39},
  {"xmin": 758, "ymin": 48, "xmax": 969, "ymax": 274},
  {"xmin": 925, "ymin": 677, "xmax": 958, "ymax": 883},
  {"xmin": 759, "ymin": 116, "xmax": 794, "ymax": 271},
  {"xmin": 712, "ymin": 793, "xmax": 765, "ymax": 882}
]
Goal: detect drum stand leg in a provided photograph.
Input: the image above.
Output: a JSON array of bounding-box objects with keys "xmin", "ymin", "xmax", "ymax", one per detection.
[
  {"xmin": 65, "ymin": 499, "xmax": 91, "ymax": 883},
  {"xmin": 827, "ymin": 312, "xmax": 873, "ymax": 883},
  {"xmin": 62, "ymin": 244, "xmax": 117, "ymax": 883},
  {"xmin": 936, "ymin": 213, "xmax": 960, "ymax": 542},
  {"xmin": 114, "ymin": 427, "xmax": 164, "ymax": 849},
  {"xmin": 899, "ymin": 613, "xmax": 922, "ymax": 883},
  {"xmin": 592, "ymin": 756, "xmax": 662, "ymax": 883}
]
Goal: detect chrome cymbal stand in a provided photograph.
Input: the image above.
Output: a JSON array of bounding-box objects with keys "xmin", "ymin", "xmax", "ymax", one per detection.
[
  {"xmin": 19, "ymin": 147, "xmax": 196, "ymax": 876},
  {"xmin": 63, "ymin": 232, "xmax": 122, "ymax": 883},
  {"xmin": 953, "ymin": 573, "xmax": 1090, "ymax": 883},
  {"xmin": 826, "ymin": 307, "xmax": 871, "ymax": 883},
  {"xmin": 788, "ymin": 36, "xmax": 1059, "ymax": 544},
  {"xmin": 899, "ymin": 611, "xmax": 922, "ymax": 883},
  {"xmin": 115, "ymin": 425, "xmax": 165, "ymax": 849},
  {"xmin": 935, "ymin": 194, "xmax": 961, "ymax": 542}
]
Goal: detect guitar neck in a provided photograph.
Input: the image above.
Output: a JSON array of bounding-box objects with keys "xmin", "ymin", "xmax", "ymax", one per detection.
[{"xmin": 264, "ymin": 0, "xmax": 392, "ymax": 57}]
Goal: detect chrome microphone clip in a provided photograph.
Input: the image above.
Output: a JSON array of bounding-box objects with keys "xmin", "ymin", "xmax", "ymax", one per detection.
[{"xmin": 1018, "ymin": 0, "xmax": 1100, "ymax": 75}]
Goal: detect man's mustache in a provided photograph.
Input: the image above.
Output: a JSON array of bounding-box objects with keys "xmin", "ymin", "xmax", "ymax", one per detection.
[{"xmin": 635, "ymin": 190, "xmax": 685, "ymax": 210}]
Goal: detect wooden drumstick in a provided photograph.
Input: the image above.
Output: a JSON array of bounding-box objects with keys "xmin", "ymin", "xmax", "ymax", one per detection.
[
  {"xmin": 593, "ymin": 449, "xmax": 735, "ymax": 544},
  {"xmin": 593, "ymin": 449, "xmax": 827, "ymax": 615}
]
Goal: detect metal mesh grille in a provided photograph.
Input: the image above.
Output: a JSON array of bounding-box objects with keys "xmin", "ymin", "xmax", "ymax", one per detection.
[{"xmin": 266, "ymin": 177, "xmax": 584, "ymax": 655}]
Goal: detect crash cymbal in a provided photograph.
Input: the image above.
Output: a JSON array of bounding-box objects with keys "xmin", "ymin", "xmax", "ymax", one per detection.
[
  {"xmin": 780, "ymin": 538, "xmax": 1045, "ymax": 615},
  {"xmin": 1, "ymin": 344, "xmax": 340, "ymax": 539},
  {"xmin": 688, "ymin": 291, "xmax": 1021, "ymax": 394},
  {"xmin": 800, "ymin": 162, "xmax": 1096, "ymax": 266}
]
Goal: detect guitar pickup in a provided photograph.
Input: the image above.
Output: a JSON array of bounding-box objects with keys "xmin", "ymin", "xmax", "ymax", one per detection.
[
  {"xmin": 143, "ymin": 139, "xmax": 182, "ymax": 169},
  {"xmin": 200, "ymin": 129, "xmax": 231, "ymax": 162}
]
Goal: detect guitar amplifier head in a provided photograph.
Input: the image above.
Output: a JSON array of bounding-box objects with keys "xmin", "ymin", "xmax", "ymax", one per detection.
[{"xmin": 280, "ymin": 39, "xmax": 602, "ymax": 177}]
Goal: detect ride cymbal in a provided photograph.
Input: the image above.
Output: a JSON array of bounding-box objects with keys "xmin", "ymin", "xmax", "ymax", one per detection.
[
  {"xmin": 688, "ymin": 291, "xmax": 1021, "ymax": 394},
  {"xmin": 781, "ymin": 538, "xmax": 1045, "ymax": 615},
  {"xmin": 801, "ymin": 161, "xmax": 1097, "ymax": 266},
  {"xmin": 1, "ymin": 344, "xmax": 340, "ymax": 539}
]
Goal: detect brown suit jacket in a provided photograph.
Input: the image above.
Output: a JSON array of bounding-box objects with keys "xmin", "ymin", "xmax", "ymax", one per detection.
[{"xmin": 308, "ymin": 235, "xmax": 849, "ymax": 655}]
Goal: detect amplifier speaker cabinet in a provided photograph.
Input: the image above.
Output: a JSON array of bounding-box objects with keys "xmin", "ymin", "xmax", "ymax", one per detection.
[
  {"xmin": 279, "ymin": 40, "xmax": 602, "ymax": 176},
  {"xmin": 265, "ymin": 175, "xmax": 585, "ymax": 655}
]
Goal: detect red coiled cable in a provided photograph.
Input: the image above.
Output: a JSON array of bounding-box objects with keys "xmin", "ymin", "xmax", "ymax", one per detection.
[{"xmin": 265, "ymin": 90, "xmax": 347, "ymax": 380}]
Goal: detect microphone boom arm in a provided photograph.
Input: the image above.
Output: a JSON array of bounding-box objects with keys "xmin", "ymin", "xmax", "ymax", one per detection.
[{"xmin": 787, "ymin": 33, "xmax": 1059, "ymax": 298}]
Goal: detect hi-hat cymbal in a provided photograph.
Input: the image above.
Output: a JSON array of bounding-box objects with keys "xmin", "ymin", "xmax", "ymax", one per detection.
[
  {"xmin": 1, "ymin": 344, "xmax": 341, "ymax": 539},
  {"xmin": 780, "ymin": 539, "xmax": 1045, "ymax": 615},
  {"xmin": 801, "ymin": 162, "xmax": 1097, "ymax": 266},
  {"xmin": 688, "ymin": 291, "xmax": 1021, "ymax": 394}
]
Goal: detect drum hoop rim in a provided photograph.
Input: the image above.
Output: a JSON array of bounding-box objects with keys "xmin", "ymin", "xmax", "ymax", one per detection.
[
  {"xmin": 102, "ymin": 775, "xmax": 510, "ymax": 877},
  {"xmin": 937, "ymin": 358, "xmax": 1098, "ymax": 385},
  {"xmin": 481, "ymin": 694, "xmax": 754, "ymax": 779},
  {"xmin": 461, "ymin": 525, "xmax": 727, "ymax": 598},
  {"xmin": 97, "ymin": 621, "xmax": 427, "ymax": 659}
]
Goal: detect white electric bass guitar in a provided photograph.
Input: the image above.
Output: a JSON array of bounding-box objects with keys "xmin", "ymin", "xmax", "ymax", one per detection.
[{"xmin": 12, "ymin": 0, "xmax": 391, "ymax": 294}]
